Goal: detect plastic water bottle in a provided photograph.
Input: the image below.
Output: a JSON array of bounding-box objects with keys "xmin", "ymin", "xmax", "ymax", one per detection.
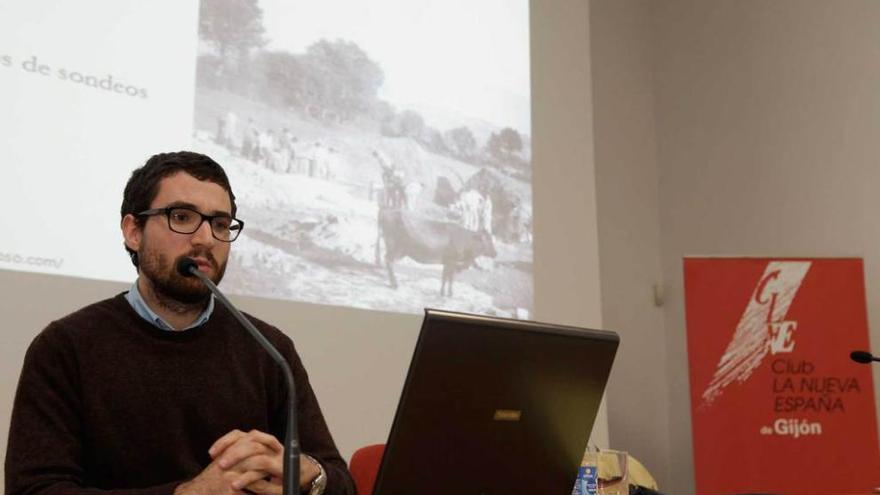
[{"xmin": 572, "ymin": 464, "xmax": 599, "ymax": 495}]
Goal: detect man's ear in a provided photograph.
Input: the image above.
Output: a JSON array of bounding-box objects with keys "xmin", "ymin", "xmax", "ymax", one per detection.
[{"xmin": 121, "ymin": 214, "xmax": 142, "ymax": 252}]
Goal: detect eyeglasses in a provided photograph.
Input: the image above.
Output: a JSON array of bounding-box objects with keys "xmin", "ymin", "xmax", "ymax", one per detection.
[{"xmin": 138, "ymin": 206, "xmax": 244, "ymax": 242}]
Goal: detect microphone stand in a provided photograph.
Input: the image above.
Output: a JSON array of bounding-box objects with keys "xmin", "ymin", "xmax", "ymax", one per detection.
[{"xmin": 181, "ymin": 261, "xmax": 300, "ymax": 495}]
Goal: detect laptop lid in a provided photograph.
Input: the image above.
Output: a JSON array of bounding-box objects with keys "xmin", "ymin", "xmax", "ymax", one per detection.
[{"xmin": 373, "ymin": 309, "xmax": 620, "ymax": 495}]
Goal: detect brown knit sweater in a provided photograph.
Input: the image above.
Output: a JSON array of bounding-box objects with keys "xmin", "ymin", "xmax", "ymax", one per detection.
[{"xmin": 5, "ymin": 293, "xmax": 355, "ymax": 495}]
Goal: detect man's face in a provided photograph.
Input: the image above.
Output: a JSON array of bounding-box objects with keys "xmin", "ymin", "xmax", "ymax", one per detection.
[{"xmin": 129, "ymin": 172, "xmax": 233, "ymax": 304}]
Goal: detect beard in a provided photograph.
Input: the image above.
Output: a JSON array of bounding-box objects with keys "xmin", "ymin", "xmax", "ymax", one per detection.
[{"xmin": 137, "ymin": 242, "xmax": 227, "ymax": 308}]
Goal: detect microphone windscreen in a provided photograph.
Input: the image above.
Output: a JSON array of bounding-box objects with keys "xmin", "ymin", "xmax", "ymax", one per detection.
[
  {"xmin": 850, "ymin": 350, "xmax": 874, "ymax": 364},
  {"xmin": 176, "ymin": 257, "xmax": 198, "ymax": 277}
]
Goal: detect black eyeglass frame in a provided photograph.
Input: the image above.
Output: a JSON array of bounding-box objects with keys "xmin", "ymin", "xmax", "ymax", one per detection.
[{"xmin": 137, "ymin": 206, "xmax": 245, "ymax": 242}]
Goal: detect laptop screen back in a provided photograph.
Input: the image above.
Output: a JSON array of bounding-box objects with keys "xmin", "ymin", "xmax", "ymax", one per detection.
[{"xmin": 373, "ymin": 309, "xmax": 620, "ymax": 495}]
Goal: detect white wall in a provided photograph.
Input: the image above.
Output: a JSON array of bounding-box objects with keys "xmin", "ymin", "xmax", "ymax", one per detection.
[
  {"xmin": 655, "ymin": 2, "xmax": 880, "ymax": 492},
  {"xmin": 590, "ymin": 1, "xmax": 880, "ymax": 493},
  {"xmin": 590, "ymin": 0, "xmax": 671, "ymax": 489},
  {"xmin": 0, "ymin": 0, "xmax": 607, "ymax": 486},
  {"xmin": 532, "ymin": 0, "xmax": 609, "ymax": 450}
]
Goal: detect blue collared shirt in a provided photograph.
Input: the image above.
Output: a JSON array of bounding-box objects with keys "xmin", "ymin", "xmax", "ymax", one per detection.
[{"xmin": 125, "ymin": 280, "xmax": 215, "ymax": 331}]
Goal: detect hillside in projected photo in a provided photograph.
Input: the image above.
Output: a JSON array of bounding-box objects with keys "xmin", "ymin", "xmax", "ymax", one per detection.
[{"xmin": 193, "ymin": 0, "xmax": 533, "ymax": 317}]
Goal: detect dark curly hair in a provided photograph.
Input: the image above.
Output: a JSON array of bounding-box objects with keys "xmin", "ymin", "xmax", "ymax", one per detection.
[{"xmin": 121, "ymin": 151, "xmax": 237, "ymax": 269}]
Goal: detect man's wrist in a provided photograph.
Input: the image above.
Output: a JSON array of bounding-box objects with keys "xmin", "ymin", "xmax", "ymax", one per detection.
[{"xmin": 302, "ymin": 454, "xmax": 327, "ymax": 495}]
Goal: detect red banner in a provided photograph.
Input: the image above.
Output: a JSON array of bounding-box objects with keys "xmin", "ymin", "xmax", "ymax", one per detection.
[{"xmin": 684, "ymin": 258, "xmax": 880, "ymax": 494}]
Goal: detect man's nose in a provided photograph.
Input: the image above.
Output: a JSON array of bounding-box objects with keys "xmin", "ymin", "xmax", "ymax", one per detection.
[{"xmin": 190, "ymin": 220, "xmax": 216, "ymax": 246}]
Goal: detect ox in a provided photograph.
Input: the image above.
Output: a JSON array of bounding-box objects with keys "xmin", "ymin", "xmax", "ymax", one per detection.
[{"xmin": 376, "ymin": 208, "xmax": 496, "ymax": 296}]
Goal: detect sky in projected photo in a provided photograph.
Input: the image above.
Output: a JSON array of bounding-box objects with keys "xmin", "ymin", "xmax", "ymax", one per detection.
[
  {"xmin": 0, "ymin": 0, "xmax": 533, "ymax": 318},
  {"xmin": 259, "ymin": 0, "xmax": 530, "ymax": 133}
]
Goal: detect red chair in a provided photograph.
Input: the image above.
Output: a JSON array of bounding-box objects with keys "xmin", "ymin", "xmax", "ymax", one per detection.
[{"xmin": 349, "ymin": 444, "xmax": 386, "ymax": 495}]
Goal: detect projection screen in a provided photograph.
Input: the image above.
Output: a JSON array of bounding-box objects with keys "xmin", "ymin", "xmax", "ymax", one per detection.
[{"xmin": 0, "ymin": 0, "xmax": 533, "ymax": 317}]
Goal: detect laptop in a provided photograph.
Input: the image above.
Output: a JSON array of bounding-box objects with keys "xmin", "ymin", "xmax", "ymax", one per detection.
[{"xmin": 373, "ymin": 309, "xmax": 620, "ymax": 495}]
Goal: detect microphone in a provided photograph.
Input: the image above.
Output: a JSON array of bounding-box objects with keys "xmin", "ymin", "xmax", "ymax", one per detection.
[
  {"xmin": 850, "ymin": 350, "xmax": 880, "ymax": 364},
  {"xmin": 176, "ymin": 257, "xmax": 199, "ymax": 277},
  {"xmin": 177, "ymin": 257, "xmax": 300, "ymax": 495}
]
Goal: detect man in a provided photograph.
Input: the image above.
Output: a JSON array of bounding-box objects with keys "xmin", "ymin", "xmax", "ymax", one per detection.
[{"xmin": 5, "ymin": 151, "xmax": 354, "ymax": 495}]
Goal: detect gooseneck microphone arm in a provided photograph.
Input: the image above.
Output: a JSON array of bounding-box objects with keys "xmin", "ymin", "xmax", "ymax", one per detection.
[{"xmin": 177, "ymin": 258, "xmax": 299, "ymax": 495}]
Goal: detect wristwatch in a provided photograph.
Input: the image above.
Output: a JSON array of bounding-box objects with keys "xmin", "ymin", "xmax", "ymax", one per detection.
[{"xmin": 303, "ymin": 454, "xmax": 327, "ymax": 495}]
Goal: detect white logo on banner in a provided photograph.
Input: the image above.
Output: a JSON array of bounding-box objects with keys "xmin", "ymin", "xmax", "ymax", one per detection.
[{"xmin": 702, "ymin": 261, "xmax": 812, "ymax": 405}]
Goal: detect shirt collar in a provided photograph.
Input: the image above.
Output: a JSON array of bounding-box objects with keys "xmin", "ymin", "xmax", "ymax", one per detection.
[{"xmin": 125, "ymin": 279, "xmax": 215, "ymax": 331}]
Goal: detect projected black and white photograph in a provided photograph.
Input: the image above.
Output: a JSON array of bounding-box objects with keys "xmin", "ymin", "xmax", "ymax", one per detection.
[{"xmin": 192, "ymin": 0, "xmax": 533, "ymax": 316}]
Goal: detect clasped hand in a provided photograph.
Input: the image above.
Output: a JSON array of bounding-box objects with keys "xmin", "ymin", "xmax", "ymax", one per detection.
[{"xmin": 174, "ymin": 429, "xmax": 320, "ymax": 495}]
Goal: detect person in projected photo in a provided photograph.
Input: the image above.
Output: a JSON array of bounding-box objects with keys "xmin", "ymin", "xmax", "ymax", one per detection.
[{"xmin": 5, "ymin": 151, "xmax": 354, "ymax": 495}]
